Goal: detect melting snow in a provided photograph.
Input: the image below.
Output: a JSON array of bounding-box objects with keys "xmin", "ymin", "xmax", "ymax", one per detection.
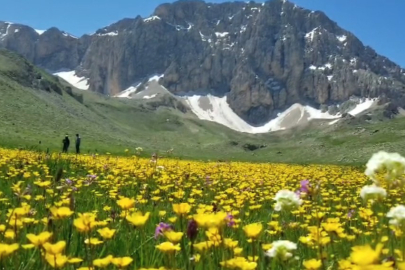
[
  {"xmin": 116, "ymin": 74, "xmax": 164, "ymax": 98},
  {"xmin": 350, "ymin": 58, "xmax": 357, "ymax": 65},
  {"xmin": 97, "ymin": 31, "xmax": 118, "ymax": 37},
  {"xmin": 166, "ymin": 22, "xmax": 192, "ymax": 31},
  {"xmin": 54, "ymin": 71, "xmax": 89, "ymax": 90},
  {"xmin": 143, "ymin": 94, "xmax": 157, "ymax": 99},
  {"xmin": 329, "ymin": 119, "xmax": 340, "ymax": 125},
  {"xmin": 215, "ymin": 32, "xmax": 229, "ymax": 38},
  {"xmin": 348, "ymin": 98, "xmax": 377, "ymax": 116},
  {"xmin": 62, "ymin": 32, "xmax": 77, "ymax": 39},
  {"xmin": 199, "ymin": 31, "xmax": 212, "ymax": 44},
  {"xmin": 183, "ymin": 95, "xmax": 339, "ymax": 134},
  {"xmin": 0, "ymin": 23, "xmax": 12, "ymax": 40},
  {"xmin": 148, "ymin": 74, "xmax": 164, "ymax": 82},
  {"xmin": 14, "ymin": 29, "xmax": 19, "ymax": 33},
  {"xmin": 35, "ymin": 29, "xmax": 46, "ymax": 35},
  {"xmin": 305, "ymin": 27, "xmax": 318, "ymax": 42},
  {"xmin": 327, "ymin": 75, "xmax": 333, "ymax": 81},
  {"xmin": 309, "ymin": 63, "xmax": 333, "ymax": 71},
  {"xmin": 144, "ymin": 16, "xmax": 161, "ymax": 23},
  {"xmin": 337, "ymin": 35, "xmax": 347, "ymax": 42},
  {"xmin": 117, "ymin": 83, "xmax": 141, "ymax": 98}
]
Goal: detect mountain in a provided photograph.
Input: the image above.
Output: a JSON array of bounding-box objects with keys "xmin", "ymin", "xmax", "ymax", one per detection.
[
  {"xmin": 3, "ymin": 47, "xmax": 405, "ymax": 165},
  {"xmin": 1, "ymin": 0, "xmax": 405, "ymax": 128}
]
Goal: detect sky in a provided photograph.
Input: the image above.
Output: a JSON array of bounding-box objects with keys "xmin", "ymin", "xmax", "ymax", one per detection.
[{"xmin": 0, "ymin": 0, "xmax": 403, "ymax": 67}]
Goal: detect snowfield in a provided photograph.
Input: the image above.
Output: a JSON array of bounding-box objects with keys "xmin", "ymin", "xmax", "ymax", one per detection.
[
  {"xmin": 35, "ymin": 29, "xmax": 46, "ymax": 35},
  {"xmin": 116, "ymin": 74, "xmax": 165, "ymax": 98},
  {"xmin": 348, "ymin": 98, "xmax": 377, "ymax": 116},
  {"xmin": 53, "ymin": 71, "xmax": 89, "ymax": 90},
  {"xmin": 183, "ymin": 95, "xmax": 340, "ymax": 134}
]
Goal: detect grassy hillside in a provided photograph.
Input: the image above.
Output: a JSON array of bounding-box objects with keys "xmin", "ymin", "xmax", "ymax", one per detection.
[{"xmin": 1, "ymin": 48, "xmax": 405, "ymax": 165}]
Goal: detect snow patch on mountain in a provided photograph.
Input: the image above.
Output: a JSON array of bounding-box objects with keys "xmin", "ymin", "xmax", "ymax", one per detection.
[
  {"xmin": 337, "ymin": 35, "xmax": 347, "ymax": 42},
  {"xmin": 144, "ymin": 16, "xmax": 161, "ymax": 23},
  {"xmin": 0, "ymin": 22, "xmax": 12, "ymax": 40},
  {"xmin": 97, "ymin": 31, "xmax": 118, "ymax": 37},
  {"xmin": 329, "ymin": 119, "xmax": 340, "ymax": 125},
  {"xmin": 116, "ymin": 83, "xmax": 142, "ymax": 98},
  {"xmin": 35, "ymin": 29, "xmax": 46, "ymax": 35},
  {"xmin": 54, "ymin": 71, "xmax": 89, "ymax": 90},
  {"xmin": 305, "ymin": 27, "xmax": 318, "ymax": 42},
  {"xmin": 148, "ymin": 74, "xmax": 164, "ymax": 82},
  {"xmin": 62, "ymin": 32, "xmax": 77, "ymax": 39},
  {"xmin": 309, "ymin": 63, "xmax": 332, "ymax": 71},
  {"xmin": 215, "ymin": 32, "xmax": 229, "ymax": 38},
  {"xmin": 183, "ymin": 95, "xmax": 339, "ymax": 134},
  {"xmin": 116, "ymin": 74, "xmax": 164, "ymax": 98},
  {"xmin": 348, "ymin": 98, "xmax": 377, "ymax": 116}
]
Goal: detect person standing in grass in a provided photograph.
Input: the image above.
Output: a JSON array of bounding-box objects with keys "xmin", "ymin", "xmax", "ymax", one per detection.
[
  {"xmin": 62, "ymin": 135, "xmax": 70, "ymax": 153},
  {"xmin": 75, "ymin": 134, "xmax": 81, "ymax": 154}
]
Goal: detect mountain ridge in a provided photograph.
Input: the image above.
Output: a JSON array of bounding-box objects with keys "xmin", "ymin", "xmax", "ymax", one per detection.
[{"xmin": 1, "ymin": 0, "xmax": 405, "ymax": 126}]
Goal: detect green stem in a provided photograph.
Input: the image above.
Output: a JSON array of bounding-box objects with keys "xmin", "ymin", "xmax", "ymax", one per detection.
[{"xmin": 21, "ymin": 248, "xmax": 38, "ymax": 270}]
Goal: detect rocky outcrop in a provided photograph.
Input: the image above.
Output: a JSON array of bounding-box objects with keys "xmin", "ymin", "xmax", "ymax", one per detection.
[{"xmin": 1, "ymin": 0, "xmax": 405, "ymax": 125}]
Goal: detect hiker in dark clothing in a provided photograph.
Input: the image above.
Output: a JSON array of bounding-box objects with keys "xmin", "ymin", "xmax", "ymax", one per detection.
[
  {"xmin": 75, "ymin": 134, "xmax": 81, "ymax": 154},
  {"xmin": 62, "ymin": 135, "xmax": 70, "ymax": 153}
]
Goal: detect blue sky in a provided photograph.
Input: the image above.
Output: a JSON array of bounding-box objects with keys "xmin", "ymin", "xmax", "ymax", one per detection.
[{"xmin": 0, "ymin": 0, "xmax": 404, "ymax": 67}]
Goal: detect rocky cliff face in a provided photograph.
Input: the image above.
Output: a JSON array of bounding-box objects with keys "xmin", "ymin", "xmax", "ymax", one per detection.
[{"xmin": 1, "ymin": 0, "xmax": 405, "ymax": 125}]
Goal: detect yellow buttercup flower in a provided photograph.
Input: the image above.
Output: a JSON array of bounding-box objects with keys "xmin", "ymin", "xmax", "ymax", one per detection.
[
  {"xmin": 84, "ymin": 238, "xmax": 104, "ymax": 246},
  {"xmin": 93, "ymin": 255, "xmax": 113, "ymax": 268},
  {"xmin": 193, "ymin": 211, "xmax": 227, "ymax": 228},
  {"xmin": 350, "ymin": 243, "xmax": 383, "ymax": 265},
  {"xmin": 44, "ymin": 253, "xmax": 68, "ymax": 268},
  {"xmin": 126, "ymin": 212, "xmax": 150, "ymax": 227},
  {"xmin": 243, "ymin": 223, "xmax": 263, "ymax": 239},
  {"xmin": 163, "ymin": 231, "xmax": 184, "ymax": 243},
  {"xmin": 97, "ymin": 227, "xmax": 116, "ymax": 239},
  {"xmin": 193, "ymin": 241, "xmax": 213, "ymax": 253},
  {"xmin": 0, "ymin": 243, "xmax": 19, "ymax": 259},
  {"xmin": 74, "ymin": 213, "xmax": 98, "ymax": 233},
  {"xmin": 303, "ymin": 259, "xmax": 322, "ymax": 270},
  {"xmin": 111, "ymin": 257, "xmax": 133, "ymax": 268},
  {"xmin": 26, "ymin": 231, "xmax": 53, "ymax": 246},
  {"xmin": 156, "ymin": 242, "xmax": 181, "ymax": 253},
  {"xmin": 42, "ymin": 241, "xmax": 66, "ymax": 255},
  {"xmin": 117, "ymin": 197, "xmax": 135, "ymax": 210},
  {"xmin": 172, "ymin": 203, "xmax": 191, "ymax": 216},
  {"xmin": 50, "ymin": 206, "xmax": 74, "ymax": 219}
]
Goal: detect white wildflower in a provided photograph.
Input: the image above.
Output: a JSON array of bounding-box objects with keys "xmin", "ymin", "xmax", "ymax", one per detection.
[
  {"xmin": 265, "ymin": 240, "xmax": 297, "ymax": 261},
  {"xmin": 359, "ymin": 184, "xmax": 386, "ymax": 201},
  {"xmin": 273, "ymin": 190, "xmax": 302, "ymax": 211},
  {"xmin": 365, "ymin": 151, "xmax": 405, "ymax": 183},
  {"xmin": 387, "ymin": 205, "xmax": 405, "ymax": 227}
]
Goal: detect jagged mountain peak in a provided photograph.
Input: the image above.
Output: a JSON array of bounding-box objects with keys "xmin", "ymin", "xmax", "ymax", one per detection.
[{"xmin": 1, "ymin": 0, "xmax": 405, "ymax": 129}]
